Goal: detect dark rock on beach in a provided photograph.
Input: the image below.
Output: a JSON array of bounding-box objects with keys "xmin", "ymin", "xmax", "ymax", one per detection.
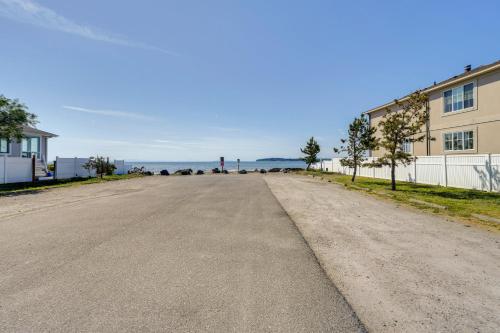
[
  {"xmin": 283, "ymin": 168, "xmax": 305, "ymax": 173},
  {"xmin": 174, "ymin": 169, "xmax": 193, "ymax": 175},
  {"xmin": 160, "ymin": 170, "xmax": 170, "ymax": 176},
  {"xmin": 196, "ymin": 170, "xmax": 204, "ymax": 175}
]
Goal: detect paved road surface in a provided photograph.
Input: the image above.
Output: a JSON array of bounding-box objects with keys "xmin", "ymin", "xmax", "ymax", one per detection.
[{"xmin": 0, "ymin": 175, "xmax": 364, "ymax": 332}]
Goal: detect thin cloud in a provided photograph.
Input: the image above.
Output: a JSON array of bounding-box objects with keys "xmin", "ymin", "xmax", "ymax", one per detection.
[
  {"xmin": 208, "ymin": 126, "xmax": 242, "ymax": 133},
  {"xmin": 154, "ymin": 139, "xmax": 204, "ymax": 146},
  {"xmin": 70, "ymin": 138, "xmax": 185, "ymax": 150},
  {"xmin": 0, "ymin": 0, "xmax": 178, "ymax": 55},
  {"xmin": 63, "ymin": 105, "xmax": 154, "ymax": 121}
]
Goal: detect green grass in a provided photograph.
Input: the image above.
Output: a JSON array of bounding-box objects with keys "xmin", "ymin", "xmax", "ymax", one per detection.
[
  {"xmin": 0, "ymin": 174, "xmax": 144, "ymax": 196},
  {"xmin": 301, "ymin": 170, "xmax": 500, "ymax": 230}
]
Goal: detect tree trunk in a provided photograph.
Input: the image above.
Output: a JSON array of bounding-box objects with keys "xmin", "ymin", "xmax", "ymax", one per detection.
[
  {"xmin": 391, "ymin": 161, "xmax": 396, "ymax": 191},
  {"xmin": 307, "ymin": 163, "xmax": 311, "ymax": 171},
  {"xmin": 351, "ymin": 161, "xmax": 357, "ymax": 182}
]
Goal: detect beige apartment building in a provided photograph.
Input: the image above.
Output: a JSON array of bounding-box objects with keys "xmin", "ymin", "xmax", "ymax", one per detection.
[{"xmin": 366, "ymin": 60, "xmax": 500, "ymax": 157}]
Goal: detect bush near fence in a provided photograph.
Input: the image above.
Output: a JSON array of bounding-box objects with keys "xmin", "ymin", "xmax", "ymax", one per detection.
[
  {"xmin": 55, "ymin": 157, "xmax": 127, "ymax": 179},
  {"xmin": 313, "ymin": 154, "xmax": 500, "ymax": 192}
]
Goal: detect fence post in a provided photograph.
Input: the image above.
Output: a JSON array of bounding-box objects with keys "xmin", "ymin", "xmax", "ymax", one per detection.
[
  {"xmin": 55, "ymin": 156, "xmax": 58, "ymax": 179},
  {"xmin": 32, "ymin": 155, "xmax": 36, "ymax": 182},
  {"xmin": 488, "ymin": 153, "xmax": 493, "ymax": 192},
  {"xmin": 2, "ymin": 156, "xmax": 6, "ymax": 184},
  {"xmin": 442, "ymin": 155, "xmax": 448, "ymax": 187},
  {"xmin": 414, "ymin": 160, "xmax": 417, "ymax": 183}
]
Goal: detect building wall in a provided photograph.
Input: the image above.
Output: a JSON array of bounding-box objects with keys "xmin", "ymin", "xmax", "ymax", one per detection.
[
  {"xmin": 369, "ymin": 67, "xmax": 500, "ymax": 157},
  {"xmin": 0, "ymin": 136, "xmax": 49, "ymax": 161}
]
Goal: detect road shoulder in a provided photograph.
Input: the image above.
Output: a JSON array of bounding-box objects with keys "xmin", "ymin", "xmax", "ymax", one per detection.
[{"xmin": 265, "ymin": 174, "xmax": 500, "ymax": 333}]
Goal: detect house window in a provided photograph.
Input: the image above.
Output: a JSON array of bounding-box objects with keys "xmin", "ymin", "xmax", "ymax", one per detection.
[
  {"xmin": 401, "ymin": 138, "xmax": 412, "ymax": 153},
  {"xmin": 444, "ymin": 130, "xmax": 474, "ymax": 151},
  {"xmin": 21, "ymin": 137, "xmax": 40, "ymax": 158},
  {"xmin": 443, "ymin": 82, "xmax": 474, "ymax": 113},
  {"xmin": 0, "ymin": 138, "xmax": 9, "ymax": 153}
]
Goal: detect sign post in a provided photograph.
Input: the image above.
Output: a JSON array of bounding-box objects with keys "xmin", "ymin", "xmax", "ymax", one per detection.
[
  {"xmin": 237, "ymin": 158, "xmax": 240, "ymax": 172},
  {"xmin": 220, "ymin": 156, "xmax": 224, "ymax": 173}
]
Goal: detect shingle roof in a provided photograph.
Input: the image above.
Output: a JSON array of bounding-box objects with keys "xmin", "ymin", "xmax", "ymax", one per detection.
[{"xmin": 365, "ymin": 59, "xmax": 500, "ymax": 114}]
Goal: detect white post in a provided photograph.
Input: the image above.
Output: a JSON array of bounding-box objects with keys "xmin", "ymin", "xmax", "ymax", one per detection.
[
  {"xmin": 55, "ymin": 156, "xmax": 58, "ymax": 179},
  {"xmin": 2, "ymin": 156, "xmax": 6, "ymax": 184},
  {"xmin": 414, "ymin": 160, "xmax": 417, "ymax": 183},
  {"xmin": 488, "ymin": 153, "xmax": 493, "ymax": 192},
  {"xmin": 442, "ymin": 155, "xmax": 448, "ymax": 187}
]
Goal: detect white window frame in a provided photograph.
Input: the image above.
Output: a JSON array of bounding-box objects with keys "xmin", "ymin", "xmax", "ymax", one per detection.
[
  {"xmin": 442, "ymin": 80, "xmax": 477, "ymax": 116},
  {"xmin": 0, "ymin": 138, "xmax": 11, "ymax": 154},
  {"xmin": 443, "ymin": 130, "xmax": 475, "ymax": 152},
  {"xmin": 21, "ymin": 135, "xmax": 42, "ymax": 159},
  {"xmin": 401, "ymin": 138, "xmax": 413, "ymax": 154}
]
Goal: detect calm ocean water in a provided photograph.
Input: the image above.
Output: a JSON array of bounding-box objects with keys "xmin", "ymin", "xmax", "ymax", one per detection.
[{"xmin": 125, "ymin": 160, "xmax": 306, "ymax": 173}]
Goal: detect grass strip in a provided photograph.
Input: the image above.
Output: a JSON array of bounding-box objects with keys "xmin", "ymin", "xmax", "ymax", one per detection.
[
  {"xmin": 300, "ymin": 170, "xmax": 500, "ymax": 231},
  {"xmin": 0, "ymin": 174, "xmax": 144, "ymax": 196}
]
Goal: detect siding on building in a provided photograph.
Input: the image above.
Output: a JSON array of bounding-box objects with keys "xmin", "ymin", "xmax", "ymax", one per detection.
[{"xmin": 368, "ymin": 63, "xmax": 500, "ymax": 157}]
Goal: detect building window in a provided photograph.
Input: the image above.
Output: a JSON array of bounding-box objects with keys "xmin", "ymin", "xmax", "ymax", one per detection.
[
  {"xmin": 444, "ymin": 130, "xmax": 474, "ymax": 151},
  {"xmin": 0, "ymin": 138, "xmax": 9, "ymax": 153},
  {"xmin": 443, "ymin": 82, "xmax": 474, "ymax": 113},
  {"xmin": 21, "ymin": 137, "xmax": 40, "ymax": 158},
  {"xmin": 401, "ymin": 138, "xmax": 412, "ymax": 153},
  {"xmin": 463, "ymin": 83, "xmax": 474, "ymax": 108}
]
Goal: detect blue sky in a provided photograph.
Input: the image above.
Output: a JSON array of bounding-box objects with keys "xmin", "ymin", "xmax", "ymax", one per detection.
[{"xmin": 1, "ymin": 0, "xmax": 499, "ymax": 161}]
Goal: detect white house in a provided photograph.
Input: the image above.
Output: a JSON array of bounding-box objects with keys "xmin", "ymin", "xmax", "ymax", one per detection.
[{"xmin": 0, "ymin": 126, "xmax": 58, "ymax": 177}]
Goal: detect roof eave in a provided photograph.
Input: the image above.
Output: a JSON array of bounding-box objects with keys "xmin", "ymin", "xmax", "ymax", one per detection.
[
  {"xmin": 364, "ymin": 62, "xmax": 500, "ymax": 115},
  {"xmin": 23, "ymin": 126, "xmax": 58, "ymax": 138}
]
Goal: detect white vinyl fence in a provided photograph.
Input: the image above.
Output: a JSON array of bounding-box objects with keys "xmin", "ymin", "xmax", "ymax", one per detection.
[
  {"xmin": 0, "ymin": 156, "xmax": 32, "ymax": 184},
  {"xmin": 114, "ymin": 160, "xmax": 126, "ymax": 175},
  {"xmin": 314, "ymin": 154, "xmax": 500, "ymax": 192},
  {"xmin": 55, "ymin": 157, "xmax": 127, "ymax": 179}
]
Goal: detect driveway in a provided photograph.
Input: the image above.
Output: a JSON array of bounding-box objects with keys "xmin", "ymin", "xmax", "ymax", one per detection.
[
  {"xmin": 265, "ymin": 174, "xmax": 500, "ymax": 333},
  {"xmin": 0, "ymin": 175, "xmax": 364, "ymax": 332}
]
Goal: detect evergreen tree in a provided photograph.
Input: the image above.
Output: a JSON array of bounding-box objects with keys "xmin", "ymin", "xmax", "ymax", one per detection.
[
  {"xmin": 301, "ymin": 137, "xmax": 320, "ymax": 170},
  {"xmin": 334, "ymin": 115, "xmax": 378, "ymax": 182},
  {"xmin": 375, "ymin": 91, "xmax": 430, "ymax": 190}
]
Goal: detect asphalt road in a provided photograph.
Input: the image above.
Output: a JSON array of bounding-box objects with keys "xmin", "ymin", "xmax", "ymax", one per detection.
[{"xmin": 0, "ymin": 175, "xmax": 364, "ymax": 332}]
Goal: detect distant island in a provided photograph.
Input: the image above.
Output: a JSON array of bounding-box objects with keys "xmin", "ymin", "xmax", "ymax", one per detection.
[{"xmin": 256, "ymin": 158, "xmax": 303, "ymax": 162}]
